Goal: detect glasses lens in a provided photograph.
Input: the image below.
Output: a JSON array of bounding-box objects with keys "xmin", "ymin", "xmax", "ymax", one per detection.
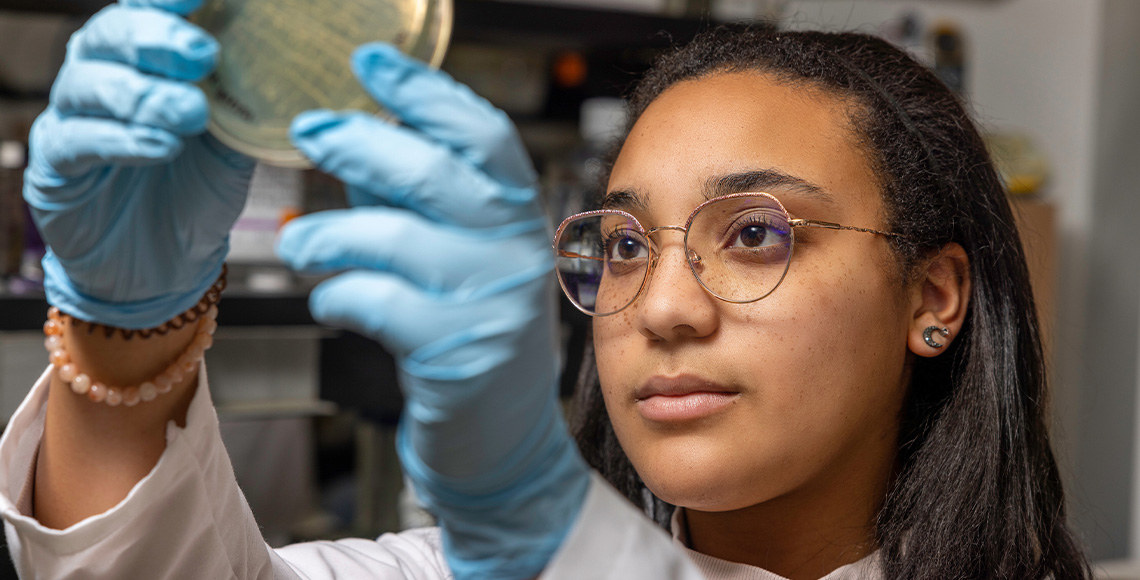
[
  {"xmin": 555, "ymin": 213, "xmax": 649, "ymax": 315},
  {"xmin": 686, "ymin": 195, "xmax": 793, "ymax": 302}
]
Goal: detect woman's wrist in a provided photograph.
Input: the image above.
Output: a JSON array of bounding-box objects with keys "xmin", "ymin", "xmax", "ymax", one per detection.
[
  {"xmin": 42, "ymin": 266, "xmax": 225, "ymax": 399},
  {"xmin": 35, "ymin": 322, "xmax": 203, "ymax": 528},
  {"xmin": 33, "ymin": 273, "xmax": 226, "ymax": 528},
  {"xmin": 46, "ymin": 305, "xmax": 217, "ymax": 405}
]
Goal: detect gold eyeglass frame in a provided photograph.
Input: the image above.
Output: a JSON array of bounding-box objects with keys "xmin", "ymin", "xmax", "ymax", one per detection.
[{"xmin": 553, "ymin": 192, "xmax": 908, "ymax": 317}]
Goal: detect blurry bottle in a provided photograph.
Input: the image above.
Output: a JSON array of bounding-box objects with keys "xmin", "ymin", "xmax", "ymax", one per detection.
[
  {"xmin": 548, "ymin": 97, "xmax": 627, "ymax": 221},
  {"xmin": 0, "ymin": 141, "xmax": 26, "ymax": 283},
  {"xmin": 880, "ymin": 12, "xmax": 933, "ymax": 67},
  {"xmin": 985, "ymin": 132, "xmax": 1049, "ymax": 197},
  {"xmin": 930, "ymin": 22, "xmax": 967, "ymax": 96},
  {"xmin": 17, "ymin": 205, "xmax": 45, "ymax": 294},
  {"xmin": 710, "ymin": 0, "xmax": 785, "ymax": 22},
  {"xmin": 228, "ymin": 164, "xmax": 303, "ymax": 266},
  {"xmin": 226, "ymin": 164, "xmax": 305, "ymax": 293}
]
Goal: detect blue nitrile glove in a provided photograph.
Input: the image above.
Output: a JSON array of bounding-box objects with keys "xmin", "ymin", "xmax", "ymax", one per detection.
[
  {"xmin": 23, "ymin": 0, "xmax": 255, "ymax": 329},
  {"xmin": 276, "ymin": 44, "xmax": 591, "ymax": 580}
]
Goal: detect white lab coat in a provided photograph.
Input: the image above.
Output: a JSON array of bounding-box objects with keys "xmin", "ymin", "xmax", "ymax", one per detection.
[{"xmin": 0, "ymin": 366, "xmax": 704, "ymax": 579}]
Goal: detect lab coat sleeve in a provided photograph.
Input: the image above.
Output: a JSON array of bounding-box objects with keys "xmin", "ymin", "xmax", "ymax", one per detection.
[
  {"xmin": 0, "ymin": 365, "xmax": 453, "ymax": 579},
  {"xmin": 0, "ymin": 366, "xmax": 703, "ymax": 579}
]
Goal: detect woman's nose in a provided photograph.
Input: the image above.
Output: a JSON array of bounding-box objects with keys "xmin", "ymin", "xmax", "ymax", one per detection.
[{"xmin": 635, "ymin": 238, "xmax": 719, "ymax": 341}]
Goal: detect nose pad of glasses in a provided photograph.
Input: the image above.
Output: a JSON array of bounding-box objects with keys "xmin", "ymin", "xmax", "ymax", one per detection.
[{"xmin": 687, "ymin": 249, "xmax": 703, "ymax": 272}]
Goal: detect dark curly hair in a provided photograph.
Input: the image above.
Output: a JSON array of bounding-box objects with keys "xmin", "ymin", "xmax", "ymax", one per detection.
[{"xmin": 570, "ymin": 27, "xmax": 1090, "ymax": 579}]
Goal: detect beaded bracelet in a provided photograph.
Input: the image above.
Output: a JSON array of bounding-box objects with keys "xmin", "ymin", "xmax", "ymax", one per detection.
[
  {"xmin": 78, "ymin": 265, "xmax": 227, "ymax": 341},
  {"xmin": 43, "ymin": 304, "xmax": 219, "ymax": 407}
]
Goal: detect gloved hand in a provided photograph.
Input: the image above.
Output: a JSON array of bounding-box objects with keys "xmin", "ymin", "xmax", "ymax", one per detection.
[
  {"xmin": 276, "ymin": 44, "xmax": 591, "ymax": 580},
  {"xmin": 23, "ymin": 0, "xmax": 255, "ymax": 329}
]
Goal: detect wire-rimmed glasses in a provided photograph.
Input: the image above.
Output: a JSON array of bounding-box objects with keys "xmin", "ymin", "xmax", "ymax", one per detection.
[{"xmin": 553, "ymin": 192, "xmax": 907, "ymax": 317}]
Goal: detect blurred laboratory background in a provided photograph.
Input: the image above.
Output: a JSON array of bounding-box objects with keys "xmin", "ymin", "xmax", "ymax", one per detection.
[{"xmin": 0, "ymin": 0, "xmax": 1137, "ymax": 578}]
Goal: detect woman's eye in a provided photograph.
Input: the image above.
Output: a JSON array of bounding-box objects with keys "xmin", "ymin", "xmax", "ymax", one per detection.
[
  {"xmin": 736, "ymin": 224, "xmax": 769, "ymax": 247},
  {"xmin": 605, "ymin": 232, "xmax": 648, "ymax": 262},
  {"xmin": 728, "ymin": 221, "xmax": 786, "ymax": 249}
]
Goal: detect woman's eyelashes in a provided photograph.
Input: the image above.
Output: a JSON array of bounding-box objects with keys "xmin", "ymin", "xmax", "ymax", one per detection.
[
  {"xmin": 603, "ymin": 229, "xmax": 651, "ymax": 270},
  {"xmin": 723, "ymin": 213, "xmax": 791, "ymax": 249}
]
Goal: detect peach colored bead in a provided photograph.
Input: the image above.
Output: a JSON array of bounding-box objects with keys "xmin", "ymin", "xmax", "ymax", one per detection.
[
  {"xmin": 122, "ymin": 387, "xmax": 140, "ymax": 407},
  {"xmin": 72, "ymin": 373, "xmax": 91, "ymax": 393},
  {"xmin": 49, "ymin": 349, "xmax": 69, "ymax": 367},
  {"xmin": 69, "ymin": 377, "xmax": 88, "ymax": 395},
  {"xmin": 104, "ymin": 387, "xmax": 122, "ymax": 407},
  {"xmin": 195, "ymin": 332, "xmax": 214, "ymax": 350},
  {"xmin": 180, "ymin": 356, "xmax": 197, "ymax": 374},
  {"xmin": 43, "ymin": 319, "xmax": 62, "ymax": 336},
  {"xmin": 86, "ymin": 381, "xmax": 105, "ymax": 403},
  {"xmin": 155, "ymin": 374, "xmax": 174, "ymax": 394},
  {"xmin": 44, "ymin": 335, "xmax": 63, "ymax": 352},
  {"xmin": 166, "ymin": 366, "xmax": 184, "ymax": 385},
  {"xmin": 58, "ymin": 363, "xmax": 78, "ymax": 382},
  {"xmin": 139, "ymin": 382, "xmax": 158, "ymax": 402},
  {"xmin": 47, "ymin": 306, "xmax": 60, "ymax": 320},
  {"xmin": 200, "ymin": 317, "xmax": 218, "ymax": 336}
]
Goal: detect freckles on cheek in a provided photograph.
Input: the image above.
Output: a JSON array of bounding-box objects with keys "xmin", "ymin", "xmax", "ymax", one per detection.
[
  {"xmin": 753, "ymin": 263, "xmax": 860, "ymax": 380},
  {"xmin": 593, "ymin": 313, "xmax": 635, "ymax": 349},
  {"xmin": 775, "ymin": 257, "xmax": 904, "ymax": 398},
  {"xmin": 592, "ymin": 314, "xmax": 637, "ymax": 383}
]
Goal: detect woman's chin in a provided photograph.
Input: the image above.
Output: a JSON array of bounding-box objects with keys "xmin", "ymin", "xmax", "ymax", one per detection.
[{"xmin": 641, "ymin": 469, "xmax": 776, "ymax": 513}]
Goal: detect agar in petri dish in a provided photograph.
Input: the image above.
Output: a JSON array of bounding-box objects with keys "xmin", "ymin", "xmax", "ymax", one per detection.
[{"xmin": 190, "ymin": 0, "xmax": 453, "ymax": 167}]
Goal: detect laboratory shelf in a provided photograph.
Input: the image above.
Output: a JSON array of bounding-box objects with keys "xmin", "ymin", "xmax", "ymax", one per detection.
[
  {"xmin": 0, "ymin": 0, "xmax": 106, "ymax": 14},
  {"xmin": 0, "ymin": 293, "xmax": 314, "ymax": 331},
  {"xmin": 0, "ymin": 0, "xmax": 716, "ymax": 49},
  {"xmin": 452, "ymin": 0, "xmax": 711, "ymax": 48}
]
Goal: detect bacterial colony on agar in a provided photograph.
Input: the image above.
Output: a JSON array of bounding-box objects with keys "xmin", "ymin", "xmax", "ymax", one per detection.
[{"xmin": 191, "ymin": 0, "xmax": 453, "ymax": 168}]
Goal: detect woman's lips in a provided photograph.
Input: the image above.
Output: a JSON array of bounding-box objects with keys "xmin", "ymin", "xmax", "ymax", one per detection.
[{"xmin": 634, "ymin": 375, "xmax": 739, "ymax": 422}]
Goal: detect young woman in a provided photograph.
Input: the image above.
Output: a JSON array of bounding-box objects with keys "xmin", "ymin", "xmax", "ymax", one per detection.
[
  {"xmin": 568, "ymin": 27, "xmax": 1091, "ymax": 579},
  {"xmin": 0, "ymin": 0, "xmax": 1088, "ymax": 577}
]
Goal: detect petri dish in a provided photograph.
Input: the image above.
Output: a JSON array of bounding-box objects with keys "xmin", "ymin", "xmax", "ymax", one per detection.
[{"xmin": 190, "ymin": 0, "xmax": 453, "ymax": 168}]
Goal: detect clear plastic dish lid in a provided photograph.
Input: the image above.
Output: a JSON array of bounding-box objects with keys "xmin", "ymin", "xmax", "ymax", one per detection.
[{"xmin": 190, "ymin": 0, "xmax": 453, "ymax": 168}]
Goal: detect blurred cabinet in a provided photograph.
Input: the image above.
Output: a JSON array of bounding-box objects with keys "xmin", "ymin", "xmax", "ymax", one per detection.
[{"xmin": 1012, "ymin": 198, "xmax": 1056, "ymax": 362}]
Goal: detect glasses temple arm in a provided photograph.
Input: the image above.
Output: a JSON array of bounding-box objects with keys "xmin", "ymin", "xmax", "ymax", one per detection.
[{"xmin": 789, "ymin": 219, "xmax": 908, "ymax": 241}]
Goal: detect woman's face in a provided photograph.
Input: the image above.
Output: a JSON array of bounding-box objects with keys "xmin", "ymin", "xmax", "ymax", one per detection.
[{"xmin": 595, "ymin": 71, "xmax": 914, "ymax": 513}]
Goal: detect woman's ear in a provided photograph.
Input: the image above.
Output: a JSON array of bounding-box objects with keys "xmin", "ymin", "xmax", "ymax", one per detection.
[{"xmin": 907, "ymin": 243, "xmax": 971, "ymax": 357}]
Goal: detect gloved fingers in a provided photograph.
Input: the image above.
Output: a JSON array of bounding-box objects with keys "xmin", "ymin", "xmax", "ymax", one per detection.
[
  {"xmin": 52, "ymin": 60, "xmax": 208, "ymax": 135},
  {"xmin": 351, "ymin": 43, "xmax": 538, "ymax": 189},
  {"xmin": 309, "ymin": 270, "xmax": 549, "ymax": 377},
  {"xmin": 70, "ymin": 5, "xmax": 218, "ymax": 81},
  {"xmin": 31, "ymin": 109, "xmax": 183, "ymax": 178},
  {"xmin": 306, "ymin": 270, "xmax": 440, "ymax": 355},
  {"xmin": 118, "ymin": 0, "xmax": 205, "ymax": 16},
  {"xmin": 276, "ymin": 207, "xmax": 545, "ymax": 293},
  {"xmin": 291, "ymin": 111, "xmax": 539, "ymax": 228}
]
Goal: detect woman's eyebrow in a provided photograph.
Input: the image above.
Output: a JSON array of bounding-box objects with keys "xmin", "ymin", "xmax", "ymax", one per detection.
[
  {"xmin": 703, "ymin": 169, "xmax": 837, "ymax": 206},
  {"xmin": 600, "ymin": 188, "xmax": 649, "ymax": 211},
  {"xmin": 599, "ymin": 169, "xmax": 834, "ymax": 212}
]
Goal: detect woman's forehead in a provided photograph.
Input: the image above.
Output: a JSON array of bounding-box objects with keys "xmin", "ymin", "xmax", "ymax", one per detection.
[
  {"xmin": 608, "ymin": 71, "xmax": 881, "ymax": 219},
  {"xmin": 601, "ymin": 168, "xmax": 837, "ymax": 212}
]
